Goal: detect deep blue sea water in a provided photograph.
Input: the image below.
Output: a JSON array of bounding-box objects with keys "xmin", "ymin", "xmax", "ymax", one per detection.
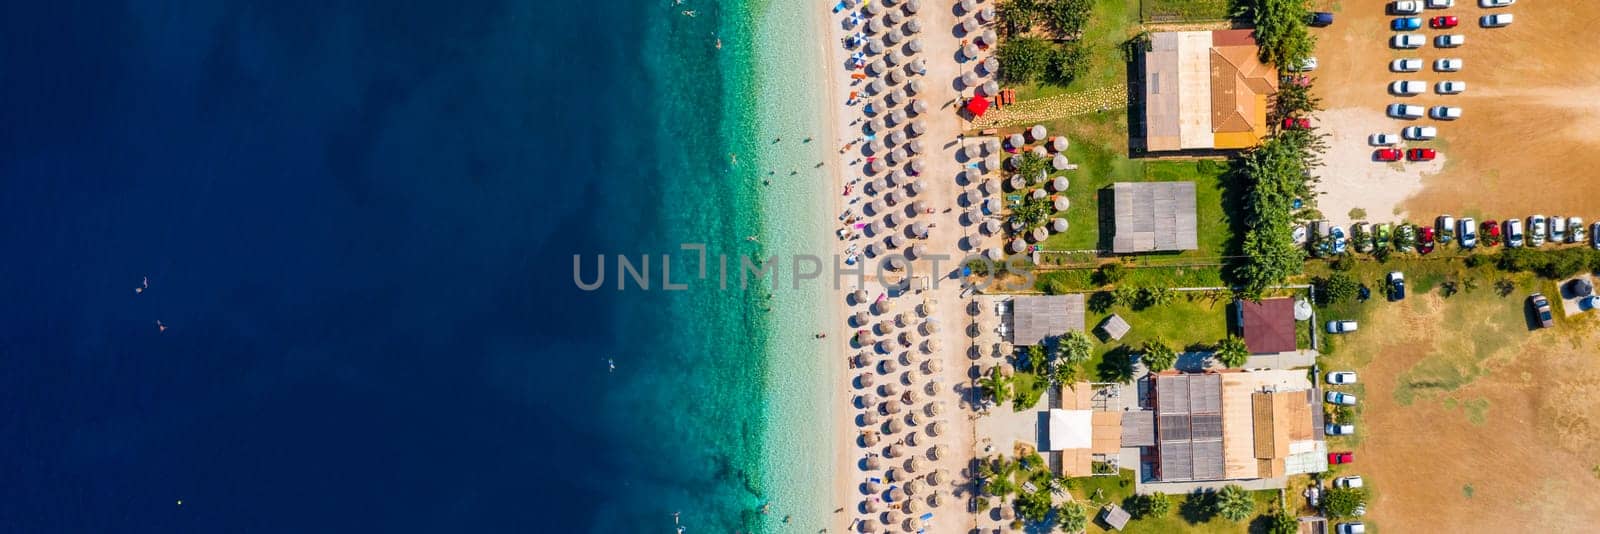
[{"xmin": 0, "ymin": 1, "xmax": 783, "ymax": 531}]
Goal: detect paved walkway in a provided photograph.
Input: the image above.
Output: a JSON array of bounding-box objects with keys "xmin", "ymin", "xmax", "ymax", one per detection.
[{"xmin": 1135, "ymin": 476, "xmax": 1290, "ymax": 495}]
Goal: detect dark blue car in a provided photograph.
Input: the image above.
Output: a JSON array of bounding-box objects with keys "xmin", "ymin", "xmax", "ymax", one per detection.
[
  {"xmin": 1310, "ymin": 12, "xmax": 1334, "ymax": 27},
  {"xmin": 1392, "ymin": 17, "xmax": 1422, "ymax": 31}
]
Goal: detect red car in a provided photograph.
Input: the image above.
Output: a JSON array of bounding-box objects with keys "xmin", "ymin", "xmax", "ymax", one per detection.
[
  {"xmin": 1329, "ymin": 452, "xmax": 1354, "ymax": 465},
  {"xmin": 1375, "ymin": 148, "xmax": 1402, "ymax": 162},
  {"xmin": 1419, "ymin": 226, "xmax": 1436, "ymax": 254},
  {"xmin": 1283, "ymin": 117, "xmax": 1310, "ymax": 130},
  {"xmin": 1430, "ymin": 16, "xmax": 1458, "ymax": 29},
  {"xmin": 1407, "ymin": 148, "xmax": 1437, "ymax": 161}
]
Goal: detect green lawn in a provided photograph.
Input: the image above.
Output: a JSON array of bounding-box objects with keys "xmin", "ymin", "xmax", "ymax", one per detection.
[
  {"xmin": 1139, "ymin": 0, "xmax": 1233, "ymax": 23},
  {"xmin": 1014, "ymin": 0, "xmax": 1141, "ymax": 102},
  {"xmin": 1069, "ymin": 470, "xmax": 1285, "ymax": 534}
]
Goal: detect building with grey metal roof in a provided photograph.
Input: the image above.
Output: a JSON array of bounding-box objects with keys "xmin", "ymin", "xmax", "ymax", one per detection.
[
  {"xmin": 1111, "ymin": 182, "xmax": 1199, "ymax": 253},
  {"xmin": 1009, "ymin": 295, "xmax": 1085, "ymax": 346},
  {"xmin": 1153, "ymin": 373, "xmax": 1225, "ymax": 481}
]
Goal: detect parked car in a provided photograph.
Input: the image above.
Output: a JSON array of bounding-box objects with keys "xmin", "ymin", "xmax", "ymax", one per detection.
[
  {"xmin": 1354, "ymin": 222, "xmax": 1374, "ymax": 253},
  {"xmin": 1392, "ymin": 17, "xmax": 1423, "ymax": 31},
  {"xmin": 1436, "ymin": 34, "xmax": 1465, "ymax": 47},
  {"xmin": 1483, "ymin": 219, "xmax": 1501, "ymax": 246},
  {"xmin": 1407, "ymin": 148, "xmax": 1436, "ymax": 161},
  {"xmin": 1397, "ymin": 224, "xmax": 1416, "ymax": 252},
  {"xmin": 1374, "ymin": 223, "xmax": 1391, "ymax": 249},
  {"xmin": 1283, "ymin": 117, "xmax": 1311, "ymax": 129},
  {"xmin": 1532, "ymin": 293, "xmax": 1555, "ymax": 328},
  {"xmin": 1335, "ymin": 476, "xmax": 1365, "ymax": 489},
  {"xmin": 1429, "ymin": 15, "xmax": 1458, "ymax": 28},
  {"xmin": 1482, "ymin": 14, "xmax": 1514, "ymax": 27},
  {"xmin": 1459, "ymin": 217, "xmax": 1477, "ymax": 248},
  {"xmin": 1391, "ymin": 0, "xmax": 1422, "ymax": 14},
  {"xmin": 1330, "ymin": 227, "xmax": 1349, "ymax": 255},
  {"xmin": 1391, "ymin": 58, "xmax": 1423, "ymax": 72},
  {"xmin": 1437, "ymin": 81, "xmax": 1466, "ymax": 94},
  {"xmin": 1329, "ymin": 452, "xmax": 1355, "ymax": 465},
  {"xmin": 1326, "ymin": 391, "xmax": 1358, "ymax": 405},
  {"xmin": 1369, "ymin": 133, "xmax": 1399, "ymax": 146},
  {"xmin": 1387, "ymin": 103, "xmax": 1424, "ymax": 118},
  {"xmin": 1311, "ymin": 12, "xmax": 1335, "ymax": 27},
  {"xmin": 1480, "ymin": 0, "xmax": 1515, "ymax": 7},
  {"xmin": 1293, "ymin": 224, "xmax": 1308, "ymax": 245},
  {"xmin": 1430, "ymin": 106, "xmax": 1462, "ymax": 120},
  {"xmin": 1327, "ymin": 371, "xmax": 1358, "ymax": 384},
  {"xmin": 1438, "ymin": 215, "xmax": 1456, "ymax": 244},
  {"xmin": 1393, "ymin": 34, "xmax": 1426, "ymax": 49},
  {"xmin": 1435, "ymin": 58, "xmax": 1463, "ymax": 72},
  {"xmin": 1327, "ymin": 320, "xmax": 1359, "ymax": 334},
  {"xmin": 1591, "ymin": 222, "xmax": 1600, "ymax": 250},
  {"xmin": 1403, "ymin": 125, "xmax": 1438, "ymax": 139},
  {"xmin": 1571, "ymin": 217, "xmax": 1586, "ymax": 244},
  {"xmin": 1391, "ymin": 80, "xmax": 1426, "ymax": 95},
  {"xmin": 1419, "ymin": 226, "xmax": 1436, "ymax": 254},
  {"xmin": 1375, "ymin": 148, "xmax": 1403, "ymax": 161},
  {"xmin": 1426, "ymin": 0, "xmax": 1455, "ymax": 8},
  {"xmin": 1506, "ymin": 218, "xmax": 1525, "ymax": 248},
  {"xmin": 1327, "ymin": 423, "xmax": 1356, "ymax": 436},
  {"xmin": 1337, "ymin": 522, "xmax": 1367, "ymax": 534},
  {"xmin": 1530, "ymin": 215, "xmax": 1548, "ymax": 247},
  {"xmin": 1552, "ymin": 215, "xmax": 1568, "ymax": 243},
  {"xmin": 1389, "ymin": 271, "xmax": 1407, "ymax": 301}
]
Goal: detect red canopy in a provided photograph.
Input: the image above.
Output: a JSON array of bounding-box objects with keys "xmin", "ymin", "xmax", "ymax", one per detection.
[{"xmin": 965, "ymin": 96, "xmax": 990, "ymax": 117}]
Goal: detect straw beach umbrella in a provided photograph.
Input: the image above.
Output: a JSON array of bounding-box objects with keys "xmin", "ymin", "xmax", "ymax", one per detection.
[
  {"xmin": 907, "ymin": 121, "xmax": 925, "ymax": 137},
  {"xmin": 906, "ymin": 457, "xmax": 925, "ymax": 473},
  {"xmin": 863, "ymin": 431, "xmax": 881, "ymax": 446},
  {"xmin": 983, "ymin": 220, "xmax": 1002, "ymax": 235},
  {"xmin": 1010, "ymin": 239, "xmax": 1027, "ymax": 253},
  {"xmin": 958, "ymin": 0, "xmax": 976, "ymax": 13},
  {"xmin": 927, "ymin": 421, "xmax": 945, "ymax": 437},
  {"xmin": 862, "ymin": 410, "xmax": 880, "ymax": 425},
  {"xmin": 929, "ymin": 492, "xmax": 946, "ymax": 508},
  {"xmin": 865, "ymin": 1, "xmax": 883, "ymax": 15},
  {"xmin": 961, "ymin": 19, "xmax": 979, "ymax": 35},
  {"xmin": 904, "ymin": 18, "xmax": 922, "ymax": 34},
  {"xmin": 888, "ymin": 487, "xmax": 906, "ymax": 502},
  {"xmin": 884, "ymin": 28, "xmax": 903, "ymax": 45},
  {"xmin": 859, "ymin": 372, "xmax": 876, "ymax": 387},
  {"xmin": 1050, "ymin": 136, "xmax": 1069, "ymax": 152},
  {"xmin": 1006, "ymin": 133, "xmax": 1025, "ymax": 149},
  {"xmin": 866, "ymin": 18, "xmax": 884, "ymax": 34},
  {"xmin": 906, "ymin": 139, "xmax": 923, "ymax": 154},
  {"xmin": 1031, "ymin": 227, "xmax": 1049, "ymax": 243},
  {"xmin": 978, "ymin": 6, "xmax": 996, "ymax": 23},
  {"xmin": 1031, "ymin": 146, "xmax": 1048, "ymax": 158},
  {"xmin": 903, "ymin": 0, "xmax": 920, "ymax": 14},
  {"xmin": 921, "ymin": 319, "xmax": 941, "ymax": 335},
  {"xmin": 983, "ymin": 198, "xmax": 1000, "ymax": 214},
  {"xmin": 886, "ymin": 418, "xmax": 904, "ymax": 433},
  {"xmin": 981, "ymin": 80, "xmax": 1000, "ymax": 96},
  {"xmin": 1028, "ymin": 124, "xmax": 1047, "ymax": 142},
  {"xmin": 908, "ymin": 159, "xmax": 925, "ymax": 174},
  {"xmin": 879, "ymin": 358, "xmax": 898, "ymax": 373},
  {"xmin": 1030, "ymin": 188, "xmax": 1047, "ymax": 201},
  {"xmin": 869, "ymin": 61, "xmax": 888, "ymax": 77},
  {"xmin": 888, "ymin": 130, "xmax": 907, "ymax": 146},
  {"xmin": 930, "ymin": 444, "xmax": 949, "ymax": 460},
  {"xmin": 886, "ymin": 69, "xmax": 905, "ymax": 86},
  {"xmin": 909, "ymin": 221, "xmax": 929, "ymax": 237},
  {"xmin": 854, "ymin": 288, "xmax": 870, "ymax": 303},
  {"xmin": 1054, "ymin": 196, "xmax": 1070, "ymax": 211},
  {"xmin": 985, "ymin": 247, "xmax": 1002, "ymax": 261},
  {"xmin": 888, "ymin": 169, "xmax": 906, "ymax": 186},
  {"xmin": 1052, "ymin": 218, "xmax": 1069, "ymax": 233},
  {"xmin": 962, "ymin": 144, "xmax": 982, "ymax": 160},
  {"xmin": 922, "ymin": 338, "xmax": 943, "ymax": 353},
  {"xmin": 885, "ymin": 49, "xmax": 904, "ymax": 66},
  {"xmin": 960, "ymin": 71, "xmax": 978, "ymax": 88},
  {"xmin": 978, "ymin": 29, "xmax": 997, "ymax": 48},
  {"xmin": 982, "ymin": 57, "xmax": 1000, "ymax": 76},
  {"xmin": 872, "ymin": 299, "xmax": 892, "ymax": 314},
  {"xmin": 961, "ymin": 43, "xmax": 980, "ymax": 61},
  {"xmin": 866, "ymin": 38, "xmax": 885, "ymax": 55},
  {"xmin": 923, "ymin": 358, "xmax": 942, "ymax": 374},
  {"xmin": 906, "ymin": 59, "xmax": 926, "ymax": 76},
  {"xmin": 906, "ymin": 39, "xmax": 923, "ymax": 54},
  {"xmin": 982, "ymin": 155, "xmax": 1000, "ymax": 173},
  {"xmin": 1051, "ymin": 176, "xmax": 1069, "ymax": 192},
  {"xmin": 1008, "ymin": 174, "xmax": 1026, "ymax": 191},
  {"xmin": 906, "ymin": 100, "xmax": 926, "ymax": 117},
  {"xmin": 886, "ymin": 10, "xmax": 903, "ymax": 25},
  {"xmin": 907, "ymin": 78, "xmax": 924, "ymax": 95}
]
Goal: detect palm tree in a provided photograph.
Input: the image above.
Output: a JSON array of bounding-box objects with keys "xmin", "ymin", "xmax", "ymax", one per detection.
[
  {"xmin": 1058, "ymin": 330, "xmax": 1093, "ymax": 365},
  {"xmin": 981, "ymin": 457, "xmax": 1020, "ymax": 499},
  {"xmin": 1056, "ymin": 500, "xmax": 1088, "ymax": 533},
  {"xmin": 1141, "ymin": 339, "xmax": 1178, "ymax": 373},
  {"xmin": 979, "ymin": 366, "xmax": 1013, "ymax": 406},
  {"xmin": 1214, "ymin": 336, "xmax": 1250, "ymax": 368},
  {"xmin": 1213, "ymin": 484, "xmax": 1254, "ymax": 522}
]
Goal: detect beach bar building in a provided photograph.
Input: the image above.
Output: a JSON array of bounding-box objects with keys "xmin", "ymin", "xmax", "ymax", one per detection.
[
  {"xmin": 1044, "ymin": 383, "xmax": 1124, "ymax": 477},
  {"xmin": 1129, "ymin": 369, "xmax": 1326, "ymax": 490},
  {"xmin": 1110, "ymin": 181, "xmax": 1198, "ymax": 254},
  {"xmin": 1008, "ymin": 295, "xmax": 1085, "ymax": 346},
  {"xmin": 1142, "ymin": 30, "xmax": 1279, "ymax": 152}
]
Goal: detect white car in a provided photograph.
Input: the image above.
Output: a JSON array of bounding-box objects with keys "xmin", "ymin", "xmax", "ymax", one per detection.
[
  {"xmin": 1439, "ymin": 215, "xmax": 1456, "ymax": 243},
  {"xmin": 1571, "ymin": 217, "xmax": 1587, "ymax": 244},
  {"xmin": 1506, "ymin": 218, "xmax": 1525, "ymax": 248},
  {"xmin": 1326, "ymin": 392, "xmax": 1358, "ymax": 406},
  {"xmin": 1369, "ymin": 133, "xmax": 1399, "ymax": 146},
  {"xmin": 1481, "ymin": 0, "xmax": 1515, "ymax": 7},
  {"xmin": 1327, "ymin": 320, "xmax": 1359, "ymax": 334},
  {"xmin": 1337, "ymin": 523, "xmax": 1366, "ymax": 534},
  {"xmin": 1430, "ymin": 106, "xmax": 1462, "ymax": 120},
  {"xmin": 1387, "ymin": 103, "xmax": 1424, "ymax": 119},
  {"xmin": 1436, "ymin": 34, "xmax": 1465, "ymax": 48},
  {"xmin": 1327, "ymin": 424, "xmax": 1356, "ymax": 436},
  {"xmin": 1483, "ymin": 14, "xmax": 1514, "ymax": 27},
  {"xmin": 1591, "ymin": 222, "xmax": 1600, "ymax": 250},
  {"xmin": 1403, "ymin": 125, "xmax": 1437, "ymax": 140},
  {"xmin": 1460, "ymin": 217, "xmax": 1478, "ymax": 248},
  {"xmin": 1292, "ymin": 57, "xmax": 1319, "ymax": 71},
  {"xmin": 1530, "ymin": 215, "xmax": 1548, "ymax": 246},
  {"xmin": 1552, "ymin": 215, "xmax": 1568, "ymax": 243},
  {"xmin": 1393, "ymin": 34, "xmax": 1426, "ymax": 49},
  {"xmin": 1426, "ymin": 0, "xmax": 1454, "ymax": 7},
  {"xmin": 1437, "ymin": 81, "xmax": 1466, "ymax": 94},
  {"xmin": 1435, "ymin": 58, "xmax": 1463, "ymax": 72},
  {"xmin": 1390, "ymin": 80, "xmax": 1426, "ymax": 95},
  {"xmin": 1391, "ymin": 0, "xmax": 1422, "ymax": 14},
  {"xmin": 1327, "ymin": 371, "xmax": 1358, "ymax": 385},
  {"xmin": 1335, "ymin": 476, "xmax": 1366, "ymax": 489},
  {"xmin": 1391, "ymin": 58, "xmax": 1423, "ymax": 72}
]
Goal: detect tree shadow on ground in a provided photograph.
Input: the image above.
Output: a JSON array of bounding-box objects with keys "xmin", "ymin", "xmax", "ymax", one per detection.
[
  {"xmin": 1097, "ymin": 345, "xmax": 1136, "ymax": 383},
  {"xmin": 1179, "ymin": 489, "xmax": 1216, "ymax": 524}
]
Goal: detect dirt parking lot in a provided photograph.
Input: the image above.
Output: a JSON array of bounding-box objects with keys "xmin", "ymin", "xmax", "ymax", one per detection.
[{"xmin": 1311, "ymin": 0, "xmax": 1600, "ymax": 226}]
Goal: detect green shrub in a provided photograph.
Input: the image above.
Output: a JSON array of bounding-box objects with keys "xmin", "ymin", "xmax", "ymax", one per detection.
[
  {"xmin": 996, "ymin": 37, "xmax": 1054, "ymax": 84},
  {"xmin": 1095, "ymin": 263, "xmax": 1127, "ymax": 286}
]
